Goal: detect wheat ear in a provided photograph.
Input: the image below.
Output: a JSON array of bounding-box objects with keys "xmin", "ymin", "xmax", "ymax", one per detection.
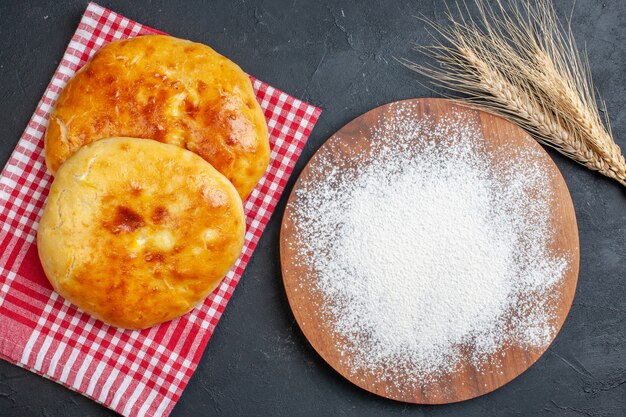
[{"xmin": 403, "ymin": 0, "xmax": 626, "ymax": 187}]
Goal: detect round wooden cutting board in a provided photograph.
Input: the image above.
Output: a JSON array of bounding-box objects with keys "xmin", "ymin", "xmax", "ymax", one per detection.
[{"xmin": 280, "ymin": 98, "xmax": 579, "ymax": 404}]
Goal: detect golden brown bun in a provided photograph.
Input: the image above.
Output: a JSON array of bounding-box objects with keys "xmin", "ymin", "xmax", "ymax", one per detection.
[
  {"xmin": 37, "ymin": 137, "xmax": 245, "ymax": 329},
  {"xmin": 45, "ymin": 35, "xmax": 269, "ymax": 199}
]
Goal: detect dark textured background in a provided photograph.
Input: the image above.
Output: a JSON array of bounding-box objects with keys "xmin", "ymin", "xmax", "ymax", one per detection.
[{"xmin": 1, "ymin": 0, "xmax": 625, "ymax": 416}]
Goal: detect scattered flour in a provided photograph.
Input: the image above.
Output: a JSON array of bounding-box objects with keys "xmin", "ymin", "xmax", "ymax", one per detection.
[{"xmin": 291, "ymin": 102, "xmax": 569, "ymax": 387}]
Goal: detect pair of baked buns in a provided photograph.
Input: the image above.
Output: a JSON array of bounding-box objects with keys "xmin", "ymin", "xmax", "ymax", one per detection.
[{"xmin": 37, "ymin": 35, "xmax": 269, "ymax": 329}]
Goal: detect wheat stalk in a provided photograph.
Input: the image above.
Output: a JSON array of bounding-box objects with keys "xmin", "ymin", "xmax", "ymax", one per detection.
[{"xmin": 403, "ymin": 0, "xmax": 626, "ymax": 187}]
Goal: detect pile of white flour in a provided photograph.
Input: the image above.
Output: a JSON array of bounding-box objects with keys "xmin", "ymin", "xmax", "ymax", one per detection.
[{"xmin": 292, "ymin": 103, "xmax": 568, "ymax": 385}]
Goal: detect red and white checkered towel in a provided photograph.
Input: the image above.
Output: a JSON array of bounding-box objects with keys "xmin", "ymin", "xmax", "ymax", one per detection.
[{"xmin": 0, "ymin": 3, "xmax": 321, "ymax": 416}]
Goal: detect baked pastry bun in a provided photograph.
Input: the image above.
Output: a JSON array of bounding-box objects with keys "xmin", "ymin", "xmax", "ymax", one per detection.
[
  {"xmin": 37, "ymin": 137, "xmax": 245, "ymax": 329},
  {"xmin": 44, "ymin": 34, "xmax": 269, "ymax": 199}
]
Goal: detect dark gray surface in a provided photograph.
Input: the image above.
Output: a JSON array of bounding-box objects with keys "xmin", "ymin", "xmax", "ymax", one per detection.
[{"xmin": 0, "ymin": 0, "xmax": 625, "ymax": 416}]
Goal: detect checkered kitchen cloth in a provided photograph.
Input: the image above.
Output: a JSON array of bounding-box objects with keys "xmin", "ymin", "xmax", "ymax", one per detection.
[{"xmin": 0, "ymin": 3, "xmax": 321, "ymax": 416}]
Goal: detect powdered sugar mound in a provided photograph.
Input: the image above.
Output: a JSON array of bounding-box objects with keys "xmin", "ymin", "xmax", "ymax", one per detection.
[{"xmin": 292, "ymin": 102, "xmax": 569, "ymax": 385}]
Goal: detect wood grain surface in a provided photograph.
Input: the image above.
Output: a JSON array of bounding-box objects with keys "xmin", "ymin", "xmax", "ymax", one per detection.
[{"xmin": 280, "ymin": 98, "xmax": 579, "ymax": 404}]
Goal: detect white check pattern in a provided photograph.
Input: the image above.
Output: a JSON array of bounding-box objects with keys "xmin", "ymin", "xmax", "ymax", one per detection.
[{"xmin": 0, "ymin": 3, "xmax": 321, "ymax": 416}]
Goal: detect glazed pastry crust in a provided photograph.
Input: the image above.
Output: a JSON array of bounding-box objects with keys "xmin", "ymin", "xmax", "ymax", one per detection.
[
  {"xmin": 37, "ymin": 137, "xmax": 245, "ymax": 329},
  {"xmin": 44, "ymin": 35, "xmax": 269, "ymax": 199}
]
